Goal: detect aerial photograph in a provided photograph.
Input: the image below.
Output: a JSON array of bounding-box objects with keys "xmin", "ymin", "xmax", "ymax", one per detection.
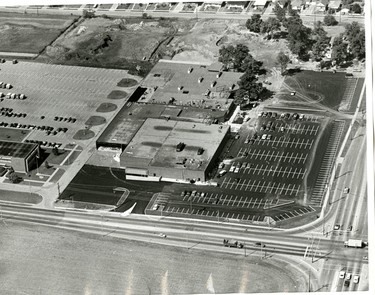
[{"xmin": 0, "ymin": 0, "xmax": 372, "ymax": 294}]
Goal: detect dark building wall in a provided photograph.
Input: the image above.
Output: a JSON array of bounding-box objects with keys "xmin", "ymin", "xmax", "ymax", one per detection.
[{"xmin": 204, "ymin": 127, "xmax": 230, "ymax": 179}]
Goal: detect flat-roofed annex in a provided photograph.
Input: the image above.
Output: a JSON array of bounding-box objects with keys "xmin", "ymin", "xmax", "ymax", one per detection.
[
  {"xmin": 121, "ymin": 118, "xmax": 229, "ymax": 171},
  {"xmin": 0, "ymin": 140, "xmax": 37, "ymax": 159},
  {"xmin": 141, "ymin": 60, "xmax": 242, "ymax": 109}
]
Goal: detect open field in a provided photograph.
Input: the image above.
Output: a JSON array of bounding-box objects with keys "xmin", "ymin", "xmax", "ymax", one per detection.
[
  {"xmin": 0, "ymin": 222, "xmax": 306, "ymax": 294},
  {"xmin": 0, "ymin": 12, "xmax": 76, "ymax": 54}
]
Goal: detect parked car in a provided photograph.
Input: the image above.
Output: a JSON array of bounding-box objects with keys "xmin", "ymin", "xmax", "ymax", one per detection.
[
  {"xmin": 353, "ymin": 275, "xmax": 360, "ymax": 284},
  {"xmin": 339, "ymin": 271, "xmax": 346, "ymax": 279}
]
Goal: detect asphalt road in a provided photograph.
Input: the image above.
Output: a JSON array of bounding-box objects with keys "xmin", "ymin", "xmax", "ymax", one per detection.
[
  {"xmin": 0, "ymin": 217, "xmax": 305, "ymax": 294},
  {"xmin": 1, "ymin": 203, "xmax": 368, "ymax": 265}
]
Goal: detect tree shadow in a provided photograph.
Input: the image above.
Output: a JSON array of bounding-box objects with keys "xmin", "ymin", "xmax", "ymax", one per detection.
[{"xmin": 284, "ymin": 67, "xmax": 302, "ymax": 76}]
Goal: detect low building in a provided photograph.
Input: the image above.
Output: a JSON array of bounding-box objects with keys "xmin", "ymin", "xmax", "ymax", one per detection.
[
  {"xmin": 253, "ymin": 0, "xmax": 270, "ymax": 9},
  {"xmin": 120, "ymin": 118, "xmax": 230, "ymax": 182},
  {"xmin": 141, "ymin": 60, "xmax": 241, "ymax": 118},
  {"xmin": 328, "ymin": 0, "xmax": 342, "ymax": 11},
  {"xmin": 291, "ymin": 0, "xmax": 306, "ymax": 10},
  {"xmin": 226, "ymin": 1, "xmax": 250, "ymax": 9},
  {"xmin": 0, "ymin": 141, "xmax": 38, "ymax": 173}
]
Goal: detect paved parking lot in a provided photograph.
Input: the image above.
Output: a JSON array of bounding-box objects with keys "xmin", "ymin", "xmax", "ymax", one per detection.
[
  {"xmin": 220, "ymin": 114, "xmax": 320, "ymax": 198},
  {"xmin": 0, "ymin": 61, "xmax": 139, "ymax": 149},
  {"xmin": 147, "ymin": 189, "xmax": 316, "ymax": 223}
]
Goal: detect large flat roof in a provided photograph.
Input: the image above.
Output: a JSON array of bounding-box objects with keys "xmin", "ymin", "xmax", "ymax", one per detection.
[
  {"xmin": 97, "ymin": 102, "xmax": 228, "ymax": 147},
  {"xmin": 121, "ymin": 118, "xmax": 229, "ymax": 171},
  {"xmin": 141, "ymin": 60, "xmax": 241, "ymax": 110},
  {"xmin": 0, "ymin": 141, "xmax": 37, "ymax": 159}
]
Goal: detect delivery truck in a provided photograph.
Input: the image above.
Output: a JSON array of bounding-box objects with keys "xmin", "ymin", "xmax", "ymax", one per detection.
[{"xmin": 344, "ymin": 239, "xmax": 363, "ymax": 248}]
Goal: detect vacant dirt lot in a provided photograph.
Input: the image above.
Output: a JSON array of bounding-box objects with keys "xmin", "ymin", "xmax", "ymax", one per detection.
[
  {"xmin": 0, "ymin": 13, "xmax": 76, "ymax": 54},
  {"xmin": 0, "ymin": 222, "xmax": 307, "ymax": 294},
  {"xmin": 170, "ymin": 19, "xmax": 291, "ymax": 70},
  {"xmin": 41, "ymin": 16, "xmax": 195, "ymax": 75}
]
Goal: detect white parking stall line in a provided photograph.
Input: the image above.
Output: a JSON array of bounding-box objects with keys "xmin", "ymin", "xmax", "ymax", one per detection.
[
  {"xmin": 251, "ymin": 198, "xmax": 257, "ymax": 208},
  {"xmin": 220, "ymin": 194, "xmax": 226, "ymax": 205},
  {"xmin": 302, "ymin": 169, "xmax": 307, "ymax": 179},
  {"xmin": 227, "ymin": 195, "xmax": 233, "ymax": 206},
  {"xmin": 240, "ymin": 179, "xmax": 247, "ymax": 190},
  {"xmin": 303, "ymin": 153, "xmax": 308, "ymax": 164},
  {"xmin": 288, "ymin": 152, "xmax": 293, "ymax": 163},
  {"xmin": 182, "ymin": 194, "xmax": 187, "ymax": 201},
  {"xmin": 238, "ymin": 196, "xmax": 243, "ymax": 207},
  {"xmin": 207, "ymin": 193, "xmax": 213, "ymax": 204},
  {"xmin": 232, "ymin": 196, "xmax": 238, "ymax": 206}
]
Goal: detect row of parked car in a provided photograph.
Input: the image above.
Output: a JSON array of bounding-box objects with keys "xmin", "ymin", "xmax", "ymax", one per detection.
[
  {"xmin": 258, "ymin": 111, "xmax": 305, "ymax": 121},
  {"xmin": 0, "ymin": 92, "xmax": 27, "ymax": 100},
  {"xmin": 54, "ymin": 116, "xmax": 77, "ymax": 123},
  {"xmin": 24, "ymin": 139, "xmax": 62, "ymax": 148},
  {"xmin": 181, "ymin": 190, "xmax": 206, "ymax": 198},
  {"xmin": 1, "ymin": 111, "xmax": 27, "ymax": 118},
  {"xmin": 0, "ymin": 82, "xmax": 12, "ymax": 89}
]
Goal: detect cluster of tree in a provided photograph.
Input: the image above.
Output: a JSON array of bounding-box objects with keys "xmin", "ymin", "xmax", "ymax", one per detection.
[
  {"xmin": 219, "ymin": 44, "xmax": 265, "ymax": 74},
  {"xmin": 331, "ymin": 21, "xmax": 365, "ymax": 66},
  {"xmin": 323, "ymin": 15, "xmax": 338, "ymax": 26},
  {"xmin": 283, "ymin": 15, "xmax": 312, "ymax": 60},
  {"xmin": 218, "ymin": 44, "xmax": 266, "ymax": 103},
  {"xmin": 311, "ymin": 21, "xmax": 331, "ymax": 61},
  {"xmin": 246, "ymin": 15, "xmax": 282, "ymax": 39},
  {"xmin": 7, "ymin": 170, "xmax": 23, "ymax": 184}
]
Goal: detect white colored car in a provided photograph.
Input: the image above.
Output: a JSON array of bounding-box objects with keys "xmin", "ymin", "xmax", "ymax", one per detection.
[
  {"xmin": 353, "ymin": 275, "xmax": 360, "ymax": 284},
  {"xmin": 339, "ymin": 271, "xmax": 346, "ymax": 279},
  {"xmin": 234, "ymin": 167, "xmax": 240, "ymax": 173},
  {"xmin": 345, "ymin": 273, "xmax": 351, "ymax": 280}
]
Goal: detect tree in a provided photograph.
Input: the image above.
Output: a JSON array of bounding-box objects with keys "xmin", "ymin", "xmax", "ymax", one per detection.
[
  {"xmin": 82, "ymin": 9, "xmax": 95, "ymax": 19},
  {"xmin": 273, "ymin": 3, "xmax": 286, "ymax": 23},
  {"xmin": 350, "ymin": 3, "xmax": 362, "ymax": 14},
  {"xmin": 344, "ymin": 22, "xmax": 365, "ymax": 60},
  {"xmin": 7, "ymin": 172, "xmax": 22, "ymax": 183},
  {"xmin": 284, "ymin": 16, "xmax": 312, "ymax": 58},
  {"xmin": 246, "ymin": 14, "xmax": 263, "ymax": 33},
  {"xmin": 240, "ymin": 55, "xmax": 265, "ymax": 75},
  {"xmin": 260, "ymin": 17, "xmax": 281, "ymax": 39},
  {"xmin": 350, "ymin": 29, "xmax": 365, "ymax": 60},
  {"xmin": 331, "ymin": 37, "xmax": 349, "ymax": 66},
  {"xmin": 311, "ymin": 21, "xmax": 330, "ymax": 61},
  {"xmin": 219, "ymin": 44, "xmax": 250, "ymax": 71},
  {"xmin": 276, "ymin": 51, "xmax": 290, "ymax": 74},
  {"xmin": 52, "ymin": 146, "xmax": 59, "ymax": 156},
  {"xmin": 323, "ymin": 15, "xmax": 338, "ymax": 26},
  {"xmin": 237, "ymin": 71, "xmax": 266, "ymax": 101},
  {"xmin": 344, "ymin": 22, "xmax": 361, "ymax": 43}
]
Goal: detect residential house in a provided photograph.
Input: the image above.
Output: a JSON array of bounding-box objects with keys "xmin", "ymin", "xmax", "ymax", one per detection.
[
  {"xmin": 253, "ymin": 0, "xmax": 270, "ymax": 10},
  {"xmin": 291, "ymin": 0, "xmax": 306, "ymax": 10},
  {"xmin": 316, "ymin": 0, "xmax": 329, "ymax": 11},
  {"xmin": 328, "ymin": 0, "xmax": 342, "ymax": 12},
  {"xmin": 226, "ymin": 1, "xmax": 250, "ymax": 9}
]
